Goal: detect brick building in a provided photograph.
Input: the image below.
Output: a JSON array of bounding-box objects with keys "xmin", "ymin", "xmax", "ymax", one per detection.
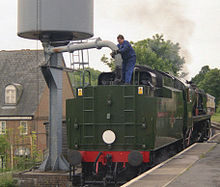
[{"xmin": 0, "ymin": 50, "xmax": 74, "ymax": 162}]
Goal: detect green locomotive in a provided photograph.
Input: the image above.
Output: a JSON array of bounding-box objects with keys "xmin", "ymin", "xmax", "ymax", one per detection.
[{"xmin": 66, "ymin": 65, "xmax": 214, "ymax": 186}]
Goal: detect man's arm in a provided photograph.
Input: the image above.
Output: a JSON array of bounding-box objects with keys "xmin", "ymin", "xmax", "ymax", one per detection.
[{"xmin": 118, "ymin": 41, "xmax": 130, "ymax": 54}]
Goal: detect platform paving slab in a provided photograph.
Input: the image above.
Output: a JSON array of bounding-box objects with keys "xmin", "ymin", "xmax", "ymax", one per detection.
[
  {"xmin": 167, "ymin": 144, "xmax": 220, "ymax": 187},
  {"xmin": 121, "ymin": 143, "xmax": 217, "ymax": 187}
]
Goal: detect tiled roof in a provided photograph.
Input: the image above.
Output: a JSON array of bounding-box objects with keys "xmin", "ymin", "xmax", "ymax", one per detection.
[{"xmin": 0, "ymin": 50, "xmax": 46, "ymax": 116}]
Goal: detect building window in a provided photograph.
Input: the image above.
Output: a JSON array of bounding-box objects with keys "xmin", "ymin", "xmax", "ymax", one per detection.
[
  {"xmin": 5, "ymin": 85, "xmax": 16, "ymax": 104},
  {"xmin": 0, "ymin": 121, "xmax": 6, "ymax": 135},
  {"xmin": 15, "ymin": 147, "xmax": 30, "ymax": 156},
  {"xmin": 20, "ymin": 121, "xmax": 28, "ymax": 135}
]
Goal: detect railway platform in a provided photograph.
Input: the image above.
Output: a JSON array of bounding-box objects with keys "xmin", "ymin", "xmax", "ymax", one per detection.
[{"xmin": 121, "ymin": 140, "xmax": 220, "ymax": 187}]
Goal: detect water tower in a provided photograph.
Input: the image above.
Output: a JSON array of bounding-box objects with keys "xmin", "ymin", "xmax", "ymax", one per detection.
[
  {"xmin": 17, "ymin": 0, "xmax": 122, "ymax": 171},
  {"xmin": 18, "ymin": 0, "xmax": 93, "ymax": 43}
]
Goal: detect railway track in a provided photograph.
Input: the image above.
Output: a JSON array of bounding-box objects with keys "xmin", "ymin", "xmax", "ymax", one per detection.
[
  {"xmin": 209, "ymin": 121, "xmax": 220, "ymax": 143},
  {"xmin": 211, "ymin": 121, "xmax": 220, "ymax": 130}
]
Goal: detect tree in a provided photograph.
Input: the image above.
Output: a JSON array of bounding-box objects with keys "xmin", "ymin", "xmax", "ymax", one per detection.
[
  {"xmin": 198, "ymin": 68, "xmax": 220, "ymax": 104},
  {"xmin": 101, "ymin": 34, "xmax": 185, "ymax": 76},
  {"xmin": 191, "ymin": 65, "xmax": 210, "ymax": 85},
  {"xmin": 0, "ymin": 135, "xmax": 9, "ymax": 170},
  {"xmin": 0, "ymin": 135, "xmax": 9, "ymax": 156},
  {"xmin": 68, "ymin": 67, "xmax": 101, "ymax": 88},
  {"xmin": 101, "ymin": 55, "xmax": 115, "ymax": 71}
]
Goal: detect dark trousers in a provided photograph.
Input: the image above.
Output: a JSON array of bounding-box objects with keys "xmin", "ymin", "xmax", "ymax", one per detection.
[{"xmin": 122, "ymin": 56, "xmax": 136, "ymax": 83}]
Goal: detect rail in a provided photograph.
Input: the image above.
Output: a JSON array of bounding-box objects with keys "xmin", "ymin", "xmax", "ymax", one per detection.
[{"xmin": 211, "ymin": 121, "xmax": 220, "ymax": 130}]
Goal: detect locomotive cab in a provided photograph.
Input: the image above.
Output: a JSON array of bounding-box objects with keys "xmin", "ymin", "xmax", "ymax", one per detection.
[{"xmin": 98, "ymin": 65, "xmax": 157, "ymax": 87}]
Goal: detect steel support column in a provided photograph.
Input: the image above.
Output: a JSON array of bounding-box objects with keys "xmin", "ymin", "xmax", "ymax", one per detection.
[{"xmin": 39, "ymin": 52, "xmax": 69, "ymax": 171}]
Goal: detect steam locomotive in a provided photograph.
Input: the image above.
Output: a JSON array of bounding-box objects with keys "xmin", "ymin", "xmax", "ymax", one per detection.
[{"xmin": 66, "ymin": 65, "xmax": 215, "ymax": 186}]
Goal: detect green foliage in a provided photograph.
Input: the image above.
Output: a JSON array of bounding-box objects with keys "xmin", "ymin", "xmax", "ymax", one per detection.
[
  {"xmin": 0, "ymin": 173, "xmax": 16, "ymax": 187},
  {"xmin": 14, "ymin": 156, "xmax": 31, "ymax": 170},
  {"xmin": 101, "ymin": 34, "xmax": 185, "ymax": 76},
  {"xmin": 68, "ymin": 67, "xmax": 101, "ymax": 88},
  {"xmin": 101, "ymin": 55, "xmax": 115, "ymax": 71},
  {"xmin": 191, "ymin": 65, "xmax": 210, "ymax": 85},
  {"xmin": 191, "ymin": 66, "xmax": 220, "ymax": 104},
  {"xmin": 31, "ymin": 131, "xmax": 39, "ymax": 161},
  {"xmin": 198, "ymin": 69, "xmax": 220, "ymax": 102},
  {"xmin": 0, "ymin": 135, "xmax": 9, "ymax": 155},
  {"xmin": 133, "ymin": 34, "xmax": 185, "ymax": 75},
  {"xmin": 212, "ymin": 102, "xmax": 220, "ymax": 122},
  {"xmin": 0, "ymin": 128, "xmax": 43, "ymax": 171},
  {"xmin": 13, "ymin": 131, "xmax": 42, "ymax": 171},
  {"xmin": 216, "ymin": 105, "xmax": 220, "ymax": 113},
  {"xmin": 0, "ymin": 135, "xmax": 10, "ymax": 171},
  {"xmin": 212, "ymin": 112, "xmax": 220, "ymax": 123}
]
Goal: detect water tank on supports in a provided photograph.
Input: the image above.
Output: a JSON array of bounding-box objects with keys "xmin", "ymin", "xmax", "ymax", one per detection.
[{"xmin": 17, "ymin": 0, "xmax": 94, "ymax": 42}]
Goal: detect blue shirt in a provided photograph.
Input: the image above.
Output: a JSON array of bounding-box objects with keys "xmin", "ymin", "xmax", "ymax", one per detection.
[{"xmin": 117, "ymin": 40, "xmax": 136, "ymax": 60}]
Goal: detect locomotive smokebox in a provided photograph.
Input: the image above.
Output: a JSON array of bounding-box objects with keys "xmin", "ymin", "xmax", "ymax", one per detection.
[{"xmin": 17, "ymin": 0, "xmax": 94, "ymax": 42}]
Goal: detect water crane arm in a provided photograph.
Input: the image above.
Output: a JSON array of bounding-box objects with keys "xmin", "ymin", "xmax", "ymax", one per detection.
[{"xmin": 44, "ymin": 38, "xmax": 123, "ymax": 68}]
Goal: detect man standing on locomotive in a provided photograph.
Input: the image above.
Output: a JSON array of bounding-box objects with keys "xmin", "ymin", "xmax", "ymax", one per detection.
[{"xmin": 111, "ymin": 34, "xmax": 136, "ymax": 84}]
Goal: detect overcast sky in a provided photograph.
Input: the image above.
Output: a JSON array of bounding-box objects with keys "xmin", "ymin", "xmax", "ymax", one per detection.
[{"xmin": 1, "ymin": 0, "xmax": 220, "ymax": 79}]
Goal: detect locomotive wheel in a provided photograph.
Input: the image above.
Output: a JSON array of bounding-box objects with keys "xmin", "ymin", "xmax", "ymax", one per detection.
[
  {"xmin": 183, "ymin": 128, "xmax": 193, "ymax": 148},
  {"xmin": 204, "ymin": 123, "xmax": 212, "ymax": 141},
  {"xmin": 196, "ymin": 121, "xmax": 212, "ymax": 142}
]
